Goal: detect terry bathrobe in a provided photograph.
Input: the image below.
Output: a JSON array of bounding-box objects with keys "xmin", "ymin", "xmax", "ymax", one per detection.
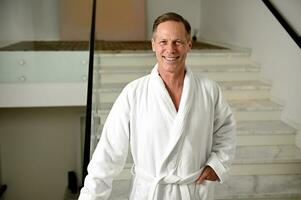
[{"xmin": 79, "ymin": 64, "xmax": 236, "ymax": 200}]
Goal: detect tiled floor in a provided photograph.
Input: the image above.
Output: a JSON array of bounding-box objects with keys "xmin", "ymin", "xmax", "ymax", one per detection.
[{"xmin": 0, "ymin": 40, "xmax": 227, "ymax": 51}]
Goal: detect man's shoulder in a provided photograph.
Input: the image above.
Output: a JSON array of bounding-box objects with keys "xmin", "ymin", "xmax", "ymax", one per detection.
[
  {"xmin": 123, "ymin": 74, "xmax": 151, "ymax": 93},
  {"xmin": 192, "ymin": 73, "xmax": 218, "ymax": 89}
]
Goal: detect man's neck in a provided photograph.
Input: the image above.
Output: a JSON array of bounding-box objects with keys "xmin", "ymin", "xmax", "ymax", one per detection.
[
  {"xmin": 158, "ymin": 67, "xmax": 185, "ymax": 90},
  {"xmin": 158, "ymin": 66, "xmax": 186, "ymax": 111}
]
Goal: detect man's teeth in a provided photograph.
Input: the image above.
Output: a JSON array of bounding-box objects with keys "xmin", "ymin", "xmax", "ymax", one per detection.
[{"xmin": 164, "ymin": 57, "xmax": 177, "ymax": 61}]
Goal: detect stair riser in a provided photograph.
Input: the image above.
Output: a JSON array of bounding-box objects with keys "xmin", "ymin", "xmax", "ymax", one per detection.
[
  {"xmin": 97, "ymin": 110, "xmax": 282, "ymax": 125},
  {"xmin": 230, "ymin": 163, "xmax": 301, "ymax": 176},
  {"xmin": 234, "ymin": 111, "xmax": 282, "ymax": 121},
  {"xmin": 114, "ymin": 163, "xmax": 301, "ymax": 181},
  {"xmin": 96, "ymin": 53, "xmax": 251, "ymax": 67},
  {"xmin": 99, "ymin": 72, "xmax": 260, "ymax": 83},
  {"xmin": 97, "ymin": 90, "xmax": 270, "ymax": 103},
  {"xmin": 93, "ymin": 130, "xmax": 295, "ymax": 146},
  {"xmin": 237, "ymin": 134, "xmax": 295, "ymax": 146},
  {"xmin": 215, "ymin": 175, "xmax": 301, "ymax": 199},
  {"xmin": 110, "ymin": 175, "xmax": 301, "ymax": 199}
]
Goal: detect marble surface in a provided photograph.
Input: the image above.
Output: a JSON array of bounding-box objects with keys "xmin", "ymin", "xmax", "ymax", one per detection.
[
  {"xmin": 218, "ymin": 81, "xmax": 271, "ymax": 90},
  {"xmin": 229, "ymin": 99, "xmax": 283, "ymax": 111},
  {"xmin": 234, "ymin": 145, "xmax": 301, "ymax": 164},
  {"xmin": 99, "ymin": 99, "xmax": 283, "ymax": 113},
  {"xmin": 99, "ymin": 64, "xmax": 260, "ymax": 73},
  {"xmin": 109, "ymin": 175, "xmax": 301, "ymax": 200},
  {"xmin": 215, "ymin": 174, "xmax": 301, "ymax": 199},
  {"xmin": 237, "ymin": 120, "xmax": 296, "ymax": 135},
  {"xmin": 99, "ymin": 80, "xmax": 271, "ymax": 92},
  {"xmin": 110, "ymin": 180, "xmax": 132, "ymax": 200}
]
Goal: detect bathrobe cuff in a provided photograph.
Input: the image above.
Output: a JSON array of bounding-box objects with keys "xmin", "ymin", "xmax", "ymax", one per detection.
[{"xmin": 205, "ymin": 153, "xmax": 228, "ymax": 183}]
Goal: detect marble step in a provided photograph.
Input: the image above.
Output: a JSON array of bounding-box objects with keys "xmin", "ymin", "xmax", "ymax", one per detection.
[
  {"xmin": 98, "ymin": 64, "xmax": 261, "ymax": 82},
  {"xmin": 96, "ymin": 99, "xmax": 283, "ymax": 125},
  {"xmin": 215, "ymin": 174, "xmax": 301, "ymax": 199},
  {"xmin": 96, "ymin": 50, "xmax": 251, "ymax": 68},
  {"xmin": 231, "ymin": 145, "xmax": 301, "ymax": 175},
  {"xmin": 109, "ymin": 175, "xmax": 301, "ymax": 200},
  {"xmin": 237, "ymin": 120, "xmax": 296, "ymax": 146},
  {"xmin": 94, "ymin": 120, "xmax": 296, "ymax": 146},
  {"xmin": 97, "ymin": 80, "xmax": 271, "ymax": 103},
  {"xmin": 115, "ymin": 145, "xmax": 301, "ymax": 181},
  {"xmin": 229, "ymin": 99, "xmax": 282, "ymax": 121}
]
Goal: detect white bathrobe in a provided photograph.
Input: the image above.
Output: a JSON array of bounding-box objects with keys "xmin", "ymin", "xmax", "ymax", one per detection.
[{"xmin": 79, "ymin": 65, "xmax": 236, "ymax": 200}]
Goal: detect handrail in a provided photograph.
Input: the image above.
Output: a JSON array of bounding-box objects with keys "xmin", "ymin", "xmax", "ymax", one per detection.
[
  {"xmin": 0, "ymin": 184, "xmax": 7, "ymax": 197},
  {"xmin": 82, "ymin": 0, "xmax": 97, "ymax": 186},
  {"xmin": 262, "ymin": 0, "xmax": 301, "ymax": 48}
]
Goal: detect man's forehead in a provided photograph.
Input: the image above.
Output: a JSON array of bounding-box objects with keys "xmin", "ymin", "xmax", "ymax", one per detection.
[
  {"xmin": 154, "ymin": 21, "xmax": 187, "ymax": 38},
  {"xmin": 156, "ymin": 21, "xmax": 186, "ymax": 30}
]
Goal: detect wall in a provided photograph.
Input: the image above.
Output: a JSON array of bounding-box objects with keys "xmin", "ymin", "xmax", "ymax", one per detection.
[
  {"xmin": 271, "ymin": 0, "xmax": 301, "ymax": 35},
  {"xmin": 0, "ymin": 0, "xmax": 203, "ymax": 42},
  {"xmin": 0, "ymin": 107, "xmax": 85, "ymax": 200},
  {"xmin": 200, "ymin": 0, "xmax": 301, "ymax": 147},
  {"xmin": 146, "ymin": 0, "xmax": 201, "ymax": 39},
  {"xmin": 0, "ymin": 0, "xmax": 60, "ymax": 43},
  {"xmin": 59, "ymin": 0, "xmax": 146, "ymax": 40}
]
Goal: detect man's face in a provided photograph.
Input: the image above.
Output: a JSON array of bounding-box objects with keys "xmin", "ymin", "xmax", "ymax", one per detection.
[{"xmin": 152, "ymin": 21, "xmax": 192, "ymax": 74}]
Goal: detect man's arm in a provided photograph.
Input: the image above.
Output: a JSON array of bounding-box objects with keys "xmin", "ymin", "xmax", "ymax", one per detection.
[
  {"xmin": 78, "ymin": 86, "xmax": 131, "ymax": 200},
  {"xmin": 202, "ymin": 82, "xmax": 236, "ymax": 183}
]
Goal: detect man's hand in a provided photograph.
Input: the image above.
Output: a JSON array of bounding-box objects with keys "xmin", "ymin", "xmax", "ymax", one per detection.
[{"xmin": 196, "ymin": 166, "xmax": 219, "ymax": 184}]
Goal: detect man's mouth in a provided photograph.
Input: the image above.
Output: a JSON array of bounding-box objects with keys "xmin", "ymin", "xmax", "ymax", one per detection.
[{"xmin": 163, "ymin": 56, "xmax": 179, "ymax": 62}]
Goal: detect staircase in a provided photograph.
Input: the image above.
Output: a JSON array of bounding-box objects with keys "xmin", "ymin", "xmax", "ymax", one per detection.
[{"xmin": 92, "ymin": 48, "xmax": 301, "ymax": 199}]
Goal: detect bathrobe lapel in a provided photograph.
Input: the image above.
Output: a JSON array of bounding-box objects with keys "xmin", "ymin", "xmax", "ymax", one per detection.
[{"xmin": 150, "ymin": 65, "xmax": 195, "ymax": 174}]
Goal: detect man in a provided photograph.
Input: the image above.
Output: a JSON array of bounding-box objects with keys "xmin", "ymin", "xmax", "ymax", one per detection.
[{"xmin": 79, "ymin": 12, "xmax": 236, "ymax": 200}]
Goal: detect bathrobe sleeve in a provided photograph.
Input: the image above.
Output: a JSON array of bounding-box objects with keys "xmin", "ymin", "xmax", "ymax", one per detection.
[
  {"xmin": 205, "ymin": 82, "xmax": 236, "ymax": 183},
  {"xmin": 78, "ymin": 86, "xmax": 131, "ymax": 200}
]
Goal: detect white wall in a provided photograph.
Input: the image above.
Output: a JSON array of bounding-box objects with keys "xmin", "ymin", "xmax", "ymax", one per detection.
[
  {"xmin": 0, "ymin": 107, "xmax": 85, "ymax": 200},
  {"xmin": 146, "ymin": 0, "xmax": 201, "ymax": 39},
  {"xmin": 271, "ymin": 0, "xmax": 301, "ymax": 35},
  {"xmin": 200, "ymin": 0, "xmax": 301, "ymax": 147},
  {"xmin": 0, "ymin": 0, "xmax": 202, "ymax": 42},
  {"xmin": 0, "ymin": 0, "xmax": 59, "ymax": 43}
]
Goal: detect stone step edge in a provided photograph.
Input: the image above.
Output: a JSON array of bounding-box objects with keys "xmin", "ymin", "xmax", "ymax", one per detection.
[
  {"xmin": 98, "ymin": 64, "xmax": 261, "ymax": 73},
  {"xmin": 94, "ymin": 120, "xmax": 296, "ymax": 136},
  {"xmin": 98, "ymin": 98, "xmax": 283, "ymax": 109},
  {"xmin": 98, "ymin": 81, "xmax": 271, "ymax": 92},
  {"xmin": 115, "ymin": 162, "xmax": 301, "ymax": 180},
  {"xmin": 95, "ymin": 50, "xmax": 251, "ymax": 57},
  {"xmin": 215, "ymin": 193, "xmax": 301, "ymax": 200}
]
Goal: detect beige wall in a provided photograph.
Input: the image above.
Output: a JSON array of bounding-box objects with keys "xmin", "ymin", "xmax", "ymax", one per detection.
[
  {"xmin": 200, "ymin": 0, "xmax": 301, "ymax": 148},
  {"xmin": 59, "ymin": 0, "xmax": 146, "ymax": 40},
  {"xmin": 146, "ymin": 0, "xmax": 201, "ymax": 39},
  {"xmin": 0, "ymin": 107, "xmax": 85, "ymax": 200}
]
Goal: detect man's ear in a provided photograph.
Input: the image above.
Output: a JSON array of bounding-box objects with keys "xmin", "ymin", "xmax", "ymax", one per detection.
[
  {"xmin": 188, "ymin": 39, "xmax": 192, "ymax": 51},
  {"xmin": 151, "ymin": 38, "xmax": 155, "ymax": 52}
]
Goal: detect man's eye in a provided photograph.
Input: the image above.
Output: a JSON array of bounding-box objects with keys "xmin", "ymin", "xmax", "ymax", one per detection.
[{"xmin": 159, "ymin": 41, "xmax": 167, "ymax": 45}]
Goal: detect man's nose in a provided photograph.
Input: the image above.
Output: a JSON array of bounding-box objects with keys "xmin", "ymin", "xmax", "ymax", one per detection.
[{"xmin": 166, "ymin": 42, "xmax": 176, "ymax": 53}]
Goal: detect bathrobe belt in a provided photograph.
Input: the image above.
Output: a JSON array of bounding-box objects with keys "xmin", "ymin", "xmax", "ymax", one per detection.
[{"xmin": 132, "ymin": 166, "xmax": 204, "ymax": 200}]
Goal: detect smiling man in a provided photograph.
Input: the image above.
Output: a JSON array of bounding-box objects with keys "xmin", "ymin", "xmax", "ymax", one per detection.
[{"xmin": 79, "ymin": 12, "xmax": 236, "ymax": 200}]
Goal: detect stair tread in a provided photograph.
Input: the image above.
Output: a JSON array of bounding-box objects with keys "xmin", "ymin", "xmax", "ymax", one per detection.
[
  {"xmin": 215, "ymin": 174, "xmax": 301, "ymax": 199},
  {"xmin": 110, "ymin": 174, "xmax": 301, "ymax": 199},
  {"xmin": 98, "ymin": 80, "xmax": 271, "ymax": 92},
  {"xmin": 237, "ymin": 120, "xmax": 296, "ymax": 135},
  {"xmin": 98, "ymin": 120, "xmax": 296, "ymax": 137},
  {"xmin": 98, "ymin": 99, "xmax": 282, "ymax": 112},
  {"xmin": 234, "ymin": 145, "xmax": 301, "ymax": 164},
  {"xmin": 229, "ymin": 99, "xmax": 282, "ymax": 111},
  {"xmin": 121, "ymin": 145, "xmax": 301, "ymax": 167},
  {"xmin": 139, "ymin": 144, "xmax": 299, "ymax": 164},
  {"xmin": 99, "ymin": 64, "xmax": 260, "ymax": 73}
]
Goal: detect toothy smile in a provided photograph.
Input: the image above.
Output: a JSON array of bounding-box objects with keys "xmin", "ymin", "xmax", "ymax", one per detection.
[{"xmin": 163, "ymin": 56, "xmax": 179, "ymax": 61}]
